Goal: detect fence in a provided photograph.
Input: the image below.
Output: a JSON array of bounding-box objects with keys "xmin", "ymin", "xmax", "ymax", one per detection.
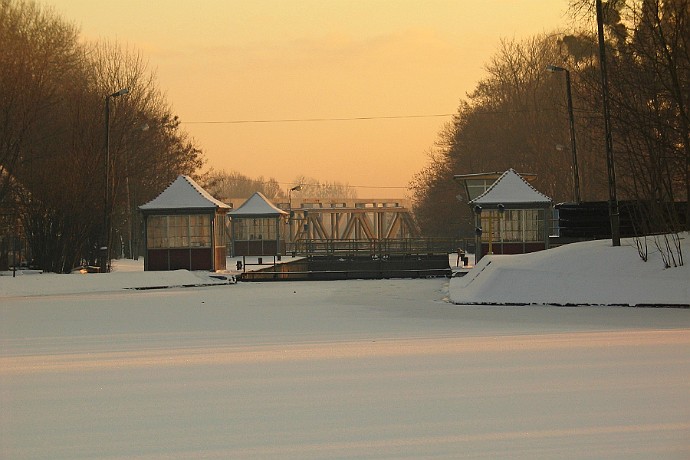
[{"xmin": 285, "ymin": 237, "xmax": 473, "ymax": 257}]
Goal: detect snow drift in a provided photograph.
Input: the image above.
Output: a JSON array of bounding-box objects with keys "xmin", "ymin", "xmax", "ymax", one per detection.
[{"xmin": 450, "ymin": 234, "xmax": 689, "ymax": 306}]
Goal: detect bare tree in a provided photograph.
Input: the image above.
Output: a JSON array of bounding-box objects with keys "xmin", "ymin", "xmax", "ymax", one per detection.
[
  {"xmin": 291, "ymin": 175, "xmax": 358, "ymax": 200},
  {"xmin": 0, "ymin": 0, "xmax": 205, "ymax": 271},
  {"xmin": 0, "ymin": 0, "xmax": 81, "ymax": 202},
  {"xmin": 568, "ymin": 0, "xmax": 688, "ymax": 265},
  {"xmin": 411, "ymin": 33, "xmax": 602, "ymax": 237},
  {"xmin": 201, "ymin": 169, "xmax": 284, "ymax": 201}
]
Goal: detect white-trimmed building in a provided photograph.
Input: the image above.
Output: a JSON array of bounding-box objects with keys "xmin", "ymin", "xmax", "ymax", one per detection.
[
  {"xmin": 459, "ymin": 169, "xmax": 552, "ymax": 260},
  {"xmin": 139, "ymin": 175, "xmax": 230, "ymax": 271},
  {"xmin": 227, "ymin": 192, "xmax": 288, "ymax": 256}
]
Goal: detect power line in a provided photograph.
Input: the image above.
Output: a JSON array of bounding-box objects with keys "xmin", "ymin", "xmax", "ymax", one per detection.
[
  {"xmin": 181, "ymin": 107, "xmax": 596, "ymax": 125},
  {"xmin": 346, "ymin": 184, "xmax": 409, "ymax": 189},
  {"xmin": 182, "ymin": 113, "xmax": 455, "ymax": 124}
]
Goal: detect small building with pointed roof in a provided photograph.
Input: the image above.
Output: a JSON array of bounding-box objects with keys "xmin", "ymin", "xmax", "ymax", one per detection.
[
  {"xmin": 228, "ymin": 191, "xmax": 288, "ymax": 256},
  {"xmin": 458, "ymin": 169, "xmax": 552, "ymax": 260},
  {"xmin": 139, "ymin": 175, "xmax": 231, "ymax": 271}
]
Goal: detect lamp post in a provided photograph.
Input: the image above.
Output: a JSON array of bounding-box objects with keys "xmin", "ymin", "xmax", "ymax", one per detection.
[
  {"xmin": 547, "ymin": 64, "xmax": 581, "ymax": 203},
  {"xmin": 101, "ymin": 87, "xmax": 129, "ymax": 273},
  {"xmin": 288, "ymin": 185, "xmax": 302, "ymax": 251},
  {"xmin": 288, "ymin": 184, "xmax": 302, "ymax": 210}
]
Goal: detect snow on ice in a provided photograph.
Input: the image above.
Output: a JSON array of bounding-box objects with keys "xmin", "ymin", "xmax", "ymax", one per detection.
[{"xmin": 1, "ymin": 236, "xmax": 689, "ymax": 459}]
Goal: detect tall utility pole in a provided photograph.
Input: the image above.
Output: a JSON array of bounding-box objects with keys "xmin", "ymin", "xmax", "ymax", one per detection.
[{"xmin": 596, "ymin": 0, "xmax": 621, "ymax": 246}]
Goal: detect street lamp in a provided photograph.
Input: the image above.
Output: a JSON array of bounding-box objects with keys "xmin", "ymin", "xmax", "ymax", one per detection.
[
  {"xmin": 547, "ymin": 64, "xmax": 581, "ymax": 203},
  {"xmin": 101, "ymin": 87, "xmax": 129, "ymax": 273},
  {"xmin": 288, "ymin": 185, "xmax": 302, "ymax": 246},
  {"xmin": 288, "ymin": 184, "xmax": 302, "ymax": 208}
]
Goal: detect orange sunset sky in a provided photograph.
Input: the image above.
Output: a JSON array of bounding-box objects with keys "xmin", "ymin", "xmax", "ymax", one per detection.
[{"xmin": 45, "ymin": 0, "xmax": 572, "ymax": 198}]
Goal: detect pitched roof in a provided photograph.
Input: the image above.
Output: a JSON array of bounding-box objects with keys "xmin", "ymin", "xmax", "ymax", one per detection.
[
  {"xmin": 228, "ymin": 192, "xmax": 288, "ymax": 217},
  {"xmin": 470, "ymin": 169, "xmax": 551, "ymax": 206},
  {"xmin": 139, "ymin": 175, "xmax": 230, "ymax": 212}
]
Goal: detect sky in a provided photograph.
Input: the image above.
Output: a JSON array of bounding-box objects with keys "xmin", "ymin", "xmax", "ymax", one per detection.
[{"xmin": 44, "ymin": 0, "xmax": 572, "ymax": 198}]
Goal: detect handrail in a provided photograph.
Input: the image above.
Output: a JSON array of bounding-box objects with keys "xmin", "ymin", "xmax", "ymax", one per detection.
[{"xmin": 286, "ymin": 237, "xmax": 473, "ymax": 257}]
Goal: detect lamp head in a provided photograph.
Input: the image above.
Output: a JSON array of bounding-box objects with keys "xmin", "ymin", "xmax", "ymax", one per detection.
[
  {"xmin": 546, "ymin": 64, "xmax": 565, "ymax": 73},
  {"xmin": 110, "ymin": 88, "xmax": 130, "ymax": 98},
  {"xmin": 290, "ymin": 185, "xmax": 302, "ymax": 192}
]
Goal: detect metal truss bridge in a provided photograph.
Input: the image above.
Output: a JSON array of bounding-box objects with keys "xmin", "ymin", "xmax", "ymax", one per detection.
[{"xmin": 282, "ymin": 198, "xmax": 467, "ymax": 257}]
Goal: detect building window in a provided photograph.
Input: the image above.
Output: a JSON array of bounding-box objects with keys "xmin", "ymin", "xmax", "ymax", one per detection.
[
  {"xmin": 190, "ymin": 214, "xmax": 211, "ymax": 247},
  {"xmin": 147, "ymin": 215, "xmax": 167, "ymax": 249},
  {"xmin": 147, "ymin": 214, "xmax": 212, "ymax": 249},
  {"xmin": 480, "ymin": 209, "xmax": 545, "ymax": 243},
  {"xmin": 169, "ymin": 215, "xmax": 189, "ymax": 248},
  {"xmin": 234, "ymin": 218, "xmax": 276, "ymax": 241},
  {"xmin": 502, "ymin": 210, "xmax": 523, "ymax": 242},
  {"xmin": 523, "ymin": 209, "xmax": 545, "ymax": 242},
  {"xmin": 479, "ymin": 211, "xmax": 502, "ymax": 243}
]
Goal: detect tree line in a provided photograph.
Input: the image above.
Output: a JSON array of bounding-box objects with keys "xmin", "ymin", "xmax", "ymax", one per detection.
[
  {"xmin": 411, "ymin": 0, "xmax": 689, "ymax": 249},
  {"xmin": 201, "ymin": 170, "xmax": 357, "ymax": 203},
  {"xmin": 0, "ymin": 0, "xmax": 359, "ymax": 273}
]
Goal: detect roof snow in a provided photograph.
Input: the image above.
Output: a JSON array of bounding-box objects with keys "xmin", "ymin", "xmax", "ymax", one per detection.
[
  {"xmin": 139, "ymin": 175, "xmax": 230, "ymax": 211},
  {"xmin": 470, "ymin": 168, "xmax": 551, "ymax": 206},
  {"xmin": 228, "ymin": 192, "xmax": 288, "ymax": 217}
]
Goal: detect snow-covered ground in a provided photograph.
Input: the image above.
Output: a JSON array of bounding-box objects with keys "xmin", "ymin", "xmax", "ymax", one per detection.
[
  {"xmin": 1, "ymin": 240, "xmax": 689, "ymax": 458},
  {"xmin": 0, "ymin": 255, "xmax": 301, "ymax": 297},
  {"xmin": 451, "ymin": 234, "xmax": 690, "ymax": 306}
]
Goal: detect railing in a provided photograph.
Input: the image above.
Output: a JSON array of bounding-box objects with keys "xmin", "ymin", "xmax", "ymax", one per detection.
[
  {"xmin": 241, "ymin": 267, "xmax": 452, "ymax": 281},
  {"xmin": 286, "ymin": 238, "xmax": 473, "ymax": 257}
]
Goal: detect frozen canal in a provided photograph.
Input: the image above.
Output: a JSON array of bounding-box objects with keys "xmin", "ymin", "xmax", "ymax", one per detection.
[{"xmin": 2, "ymin": 278, "xmax": 690, "ymax": 459}]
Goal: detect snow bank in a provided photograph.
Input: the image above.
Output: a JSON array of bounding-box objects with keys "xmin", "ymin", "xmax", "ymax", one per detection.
[
  {"xmin": 0, "ymin": 268, "xmax": 233, "ymax": 297},
  {"xmin": 450, "ymin": 234, "xmax": 690, "ymax": 306},
  {"xmin": 0, "ymin": 255, "xmax": 304, "ymax": 298},
  {"xmin": 3, "ymin": 236, "xmax": 688, "ymax": 306}
]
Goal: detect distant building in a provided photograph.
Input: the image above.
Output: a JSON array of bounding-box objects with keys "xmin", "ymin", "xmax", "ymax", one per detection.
[
  {"xmin": 139, "ymin": 175, "xmax": 230, "ymax": 271},
  {"xmin": 227, "ymin": 192, "xmax": 288, "ymax": 256}
]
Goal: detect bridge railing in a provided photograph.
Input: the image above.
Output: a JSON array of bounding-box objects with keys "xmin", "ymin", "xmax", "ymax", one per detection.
[{"xmin": 286, "ymin": 238, "xmax": 473, "ymax": 257}]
